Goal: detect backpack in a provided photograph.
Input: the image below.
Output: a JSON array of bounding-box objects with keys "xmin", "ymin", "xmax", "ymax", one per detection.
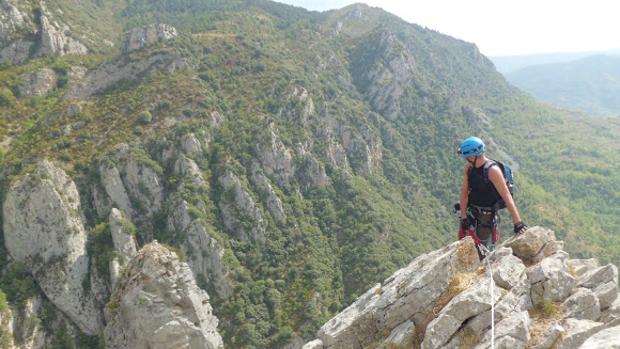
[{"xmin": 482, "ymin": 160, "xmax": 514, "ymax": 210}]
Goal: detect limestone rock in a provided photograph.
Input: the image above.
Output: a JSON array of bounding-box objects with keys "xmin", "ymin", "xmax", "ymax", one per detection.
[
  {"xmin": 580, "ymin": 324, "xmax": 620, "ymax": 348},
  {"xmin": 555, "ymin": 318, "xmax": 604, "ymax": 349},
  {"xmin": 563, "ymin": 288, "xmax": 600, "ymax": 321},
  {"xmin": 505, "ymin": 226, "xmax": 557, "ymax": 264},
  {"xmin": 491, "ymin": 250, "xmax": 526, "ymax": 289},
  {"xmin": 17, "ymin": 68, "xmax": 57, "ymax": 97},
  {"xmin": 422, "ymin": 278, "xmax": 503, "ymax": 349},
  {"xmin": 302, "ymin": 339, "xmax": 324, "ymax": 349},
  {"xmin": 475, "ymin": 311, "xmax": 530, "ymax": 349},
  {"xmin": 593, "ymin": 281, "xmax": 618, "ymax": 310},
  {"xmin": 99, "ymin": 160, "xmax": 134, "ymax": 218},
  {"xmin": 531, "ymin": 323, "xmax": 564, "ymax": 349},
  {"xmin": 180, "ymin": 133, "xmax": 203, "ymax": 157},
  {"xmin": 309, "ymin": 238, "xmax": 480, "ymax": 348},
  {"xmin": 104, "ymin": 242, "xmax": 223, "ymax": 349},
  {"xmin": 108, "ymin": 208, "xmax": 137, "ymax": 260},
  {"xmin": 383, "ymin": 320, "xmax": 415, "ymax": 348},
  {"xmin": 2, "ymin": 161, "xmax": 102, "ymax": 334},
  {"xmin": 122, "ymin": 24, "xmax": 178, "ymax": 53},
  {"xmin": 218, "ymin": 170, "xmax": 266, "ymax": 242},
  {"xmin": 250, "ymin": 164, "xmax": 286, "ymax": 223},
  {"xmin": 527, "ymin": 253, "xmax": 576, "ymax": 304},
  {"xmin": 65, "ymin": 51, "xmax": 187, "ymax": 99},
  {"xmin": 174, "ymin": 155, "xmax": 207, "ymax": 188},
  {"xmin": 36, "ymin": 13, "xmax": 88, "ymax": 57},
  {"xmin": 256, "ymin": 124, "xmax": 294, "ymax": 187},
  {"xmin": 567, "ymin": 258, "xmax": 599, "ymax": 278},
  {"xmin": 295, "ymin": 152, "xmax": 329, "ymax": 191},
  {"xmin": 578, "ymin": 264, "xmax": 618, "ymax": 289}
]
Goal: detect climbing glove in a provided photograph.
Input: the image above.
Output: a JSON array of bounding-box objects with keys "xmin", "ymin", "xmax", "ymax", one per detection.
[
  {"xmin": 514, "ymin": 222, "xmax": 528, "ymax": 235},
  {"xmin": 461, "ymin": 217, "xmax": 473, "ymax": 231}
]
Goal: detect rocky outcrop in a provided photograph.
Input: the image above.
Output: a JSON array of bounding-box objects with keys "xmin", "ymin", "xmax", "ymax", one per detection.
[
  {"xmin": 304, "ymin": 227, "xmax": 620, "ymax": 349},
  {"xmin": 65, "ymin": 51, "xmax": 186, "ymax": 99},
  {"xmin": 121, "ymin": 24, "xmax": 178, "ymax": 53},
  {"xmin": 217, "ymin": 170, "xmax": 266, "ymax": 242},
  {"xmin": 108, "ymin": 208, "xmax": 138, "ymax": 287},
  {"xmin": 256, "ymin": 124, "xmax": 294, "ymax": 187},
  {"xmin": 104, "ymin": 242, "xmax": 223, "ymax": 349},
  {"xmin": 36, "ymin": 13, "xmax": 88, "ymax": 57},
  {"xmin": 2, "ymin": 161, "xmax": 102, "ymax": 334},
  {"xmin": 17, "ymin": 68, "xmax": 57, "ymax": 97},
  {"xmin": 306, "ymin": 237, "xmax": 481, "ymax": 348},
  {"xmin": 167, "ymin": 196, "xmax": 233, "ymax": 300}
]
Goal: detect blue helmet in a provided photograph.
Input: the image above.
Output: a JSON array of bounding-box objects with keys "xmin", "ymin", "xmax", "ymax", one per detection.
[{"xmin": 458, "ymin": 137, "xmax": 485, "ymax": 158}]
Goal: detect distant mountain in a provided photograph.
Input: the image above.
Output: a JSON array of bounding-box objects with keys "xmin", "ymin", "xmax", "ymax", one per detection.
[
  {"xmin": 490, "ymin": 48, "xmax": 620, "ymax": 74},
  {"xmin": 506, "ymin": 55, "xmax": 620, "ymax": 116}
]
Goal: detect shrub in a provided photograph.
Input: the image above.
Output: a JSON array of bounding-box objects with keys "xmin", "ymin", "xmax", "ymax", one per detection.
[{"xmin": 138, "ymin": 110, "xmax": 153, "ymax": 125}]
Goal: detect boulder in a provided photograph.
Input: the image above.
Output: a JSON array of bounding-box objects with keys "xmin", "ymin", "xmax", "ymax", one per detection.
[
  {"xmin": 580, "ymin": 324, "xmax": 620, "ymax": 349},
  {"xmin": 475, "ymin": 311, "xmax": 530, "ymax": 349},
  {"xmin": 554, "ymin": 318, "xmax": 604, "ymax": 349},
  {"xmin": 578, "ymin": 264, "xmax": 618, "ymax": 289},
  {"xmin": 527, "ymin": 254, "xmax": 576, "ymax": 304},
  {"xmin": 104, "ymin": 242, "xmax": 223, "ymax": 349},
  {"xmin": 562, "ymin": 288, "xmax": 600, "ymax": 321},
  {"xmin": 2, "ymin": 161, "xmax": 102, "ymax": 334},
  {"xmin": 491, "ymin": 251, "xmax": 526, "ymax": 289},
  {"xmin": 505, "ymin": 226, "xmax": 557, "ymax": 264},
  {"xmin": 593, "ymin": 281, "xmax": 619, "ymax": 310}
]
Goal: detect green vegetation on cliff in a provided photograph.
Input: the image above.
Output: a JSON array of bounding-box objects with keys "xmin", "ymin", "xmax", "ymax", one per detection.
[{"xmin": 0, "ymin": 1, "xmax": 618, "ymax": 348}]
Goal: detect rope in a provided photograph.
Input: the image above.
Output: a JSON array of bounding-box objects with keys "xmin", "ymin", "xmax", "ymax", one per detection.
[{"xmin": 478, "ymin": 244, "xmax": 495, "ymax": 349}]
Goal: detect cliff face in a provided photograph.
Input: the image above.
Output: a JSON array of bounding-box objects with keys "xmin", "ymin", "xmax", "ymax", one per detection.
[
  {"xmin": 104, "ymin": 241, "xmax": 223, "ymax": 349},
  {"xmin": 304, "ymin": 227, "xmax": 620, "ymax": 349}
]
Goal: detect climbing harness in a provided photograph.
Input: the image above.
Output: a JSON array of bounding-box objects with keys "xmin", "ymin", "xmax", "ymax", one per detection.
[{"xmin": 478, "ymin": 244, "xmax": 495, "ymax": 349}]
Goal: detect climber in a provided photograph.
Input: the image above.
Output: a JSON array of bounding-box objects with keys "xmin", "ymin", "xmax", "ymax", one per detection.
[{"xmin": 456, "ymin": 136, "xmax": 528, "ymax": 258}]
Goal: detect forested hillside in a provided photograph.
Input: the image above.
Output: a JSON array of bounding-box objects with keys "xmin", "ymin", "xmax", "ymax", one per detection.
[{"xmin": 0, "ymin": 0, "xmax": 619, "ymax": 348}]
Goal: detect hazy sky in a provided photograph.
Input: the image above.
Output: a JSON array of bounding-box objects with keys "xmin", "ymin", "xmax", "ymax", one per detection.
[{"xmin": 273, "ymin": 0, "xmax": 620, "ymax": 56}]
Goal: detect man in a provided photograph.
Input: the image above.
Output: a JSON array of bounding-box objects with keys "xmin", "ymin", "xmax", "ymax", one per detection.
[{"xmin": 457, "ymin": 136, "xmax": 528, "ymax": 255}]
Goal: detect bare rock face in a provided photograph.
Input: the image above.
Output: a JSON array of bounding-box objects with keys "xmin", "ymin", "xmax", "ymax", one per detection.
[
  {"xmin": 65, "ymin": 51, "xmax": 187, "ymax": 99},
  {"xmin": 307, "ymin": 237, "xmax": 481, "ymax": 349},
  {"xmin": 104, "ymin": 242, "xmax": 223, "ymax": 349},
  {"xmin": 217, "ymin": 170, "xmax": 266, "ymax": 242},
  {"xmin": 2, "ymin": 161, "xmax": 102, "ymax": 334},
  {"xmin": 121, "ymin": 24, "xmax": 178, "ymax": 53},
  {"xmin": 36, "ymin": 13, "xmax": 88, "ymax": 57},
  {"xmin": 256, "ymin": 124, "xmax": 294, "ymax": 187},
  {"xmin": 17, "ymin": 68, "xmax": 58, "ymax": 97},
  {"xmin": 304, "ymin": 227, "xmax": 620, "ymax": 349},
  {"xmin": 167, "ymin": 196, "xmax": 233, "ymax": 300}
]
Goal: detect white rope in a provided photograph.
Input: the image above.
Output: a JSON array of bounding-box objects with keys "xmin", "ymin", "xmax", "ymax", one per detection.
[{"xmin": 479, "ymin": 244, "xmax": 495, "ymax": 349}]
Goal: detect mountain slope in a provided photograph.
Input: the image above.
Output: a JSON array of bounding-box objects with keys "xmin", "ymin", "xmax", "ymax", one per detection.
[
  {"xmin": 506, "ymin": 55, "xmax": 620, "ymax": 116},
  {"xmin": 0, "ymin": 1, "xmax": 619, "ymax": 348}
]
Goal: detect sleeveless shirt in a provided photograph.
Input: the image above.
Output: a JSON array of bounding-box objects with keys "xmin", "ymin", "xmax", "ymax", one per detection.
[{"xmin": 468, "ymin": 162, "xmax": 501, "ymax": 207}]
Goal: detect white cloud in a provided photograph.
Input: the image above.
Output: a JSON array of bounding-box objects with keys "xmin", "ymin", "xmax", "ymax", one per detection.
[{"xmin": 273, "ymin": 0, "xmax": 620, "ymax": 56}]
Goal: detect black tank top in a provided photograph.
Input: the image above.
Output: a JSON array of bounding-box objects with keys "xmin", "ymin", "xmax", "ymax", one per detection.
[{"xmin": 468, "ymin": 162, "xmax": 501, "ymax": 207}]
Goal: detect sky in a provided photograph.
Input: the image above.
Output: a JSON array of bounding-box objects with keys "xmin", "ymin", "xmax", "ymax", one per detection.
[{"xmin": 273, "ymin": 0, "xmax": 620, "ymax": 57}]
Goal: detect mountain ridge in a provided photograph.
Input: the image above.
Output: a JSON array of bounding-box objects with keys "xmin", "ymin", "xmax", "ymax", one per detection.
[{"xmin": 0, "ymin": 0, "xmax": 619, "ymax": 348}]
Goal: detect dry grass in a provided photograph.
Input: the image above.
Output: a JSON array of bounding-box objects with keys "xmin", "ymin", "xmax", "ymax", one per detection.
[
  {"xmin": 457, "ymin": 327, "xmax": 481, "ymax": 349},
  {"xmin": 526, "ymin": 301, "xmax": 564, "ymax": 348}
]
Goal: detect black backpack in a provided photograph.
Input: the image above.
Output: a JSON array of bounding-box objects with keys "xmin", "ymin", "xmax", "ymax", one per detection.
[{"xmin": 482, "ymin": 160, "xmax": 514, "ymax": 210}]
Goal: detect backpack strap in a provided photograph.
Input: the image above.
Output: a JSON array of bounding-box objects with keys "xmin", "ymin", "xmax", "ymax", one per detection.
[{"xmin": 482, "ymin": 160, "xmax": 498, "ymax": 183}]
